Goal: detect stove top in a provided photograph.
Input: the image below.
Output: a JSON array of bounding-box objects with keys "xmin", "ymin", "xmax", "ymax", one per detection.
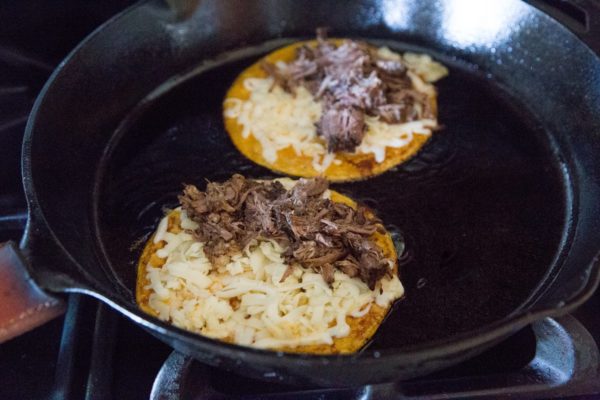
[
  {"xmin": 2, "ymin": 296, "xmax": 598, "ymax": 400},
  {"xmin": 1, "ymin": 1, "xmax": 599, "ymax": 399}
]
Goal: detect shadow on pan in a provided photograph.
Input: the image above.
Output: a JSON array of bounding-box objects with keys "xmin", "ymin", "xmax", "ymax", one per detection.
[{"xmin": 21, "ymin": 0, "xmax": 600, "ymax": 386}]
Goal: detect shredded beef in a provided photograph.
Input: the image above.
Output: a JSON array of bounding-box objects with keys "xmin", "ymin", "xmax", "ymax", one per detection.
[
  {"xmin": 261, "ymin": 29, "xmax": 433, "ymax": 153},
  {"xmin": 318, "ymin": 106, "xmax": 366, "ymax": 152},
  {"xmin": 178, "ymin": 175, "xmax": 392, "ymax": 289}
]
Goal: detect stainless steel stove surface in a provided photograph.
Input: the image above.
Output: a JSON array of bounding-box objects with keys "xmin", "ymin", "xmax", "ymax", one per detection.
[{"xmin": 1, "ymin": 1, "xmax": 599, "ymax": 399}]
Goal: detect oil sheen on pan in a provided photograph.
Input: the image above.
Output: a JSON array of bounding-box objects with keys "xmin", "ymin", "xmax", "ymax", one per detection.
[
  {"xmin": 223, "ymin": 30, "xmax": 448, "ymax": 182},
  {"xmin": 136, "ymin": 175, "xmax": 404, "ymax": 354}
]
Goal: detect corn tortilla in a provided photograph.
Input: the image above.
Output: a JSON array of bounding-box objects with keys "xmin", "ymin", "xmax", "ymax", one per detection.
[
  {"xmin": 136, "ymin": 189, "xmax": 399, "ymax": 354},
  {"xmin": 223, "ymin": 39, "xmax": 437, "ymax": 182}
]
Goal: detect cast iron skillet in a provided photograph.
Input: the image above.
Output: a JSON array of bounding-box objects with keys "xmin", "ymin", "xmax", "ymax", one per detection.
[{"xmin": 3, "ymin": 0, "xmax": 600, "ymax": 387}]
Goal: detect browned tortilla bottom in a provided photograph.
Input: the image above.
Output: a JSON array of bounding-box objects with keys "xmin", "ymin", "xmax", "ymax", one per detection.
[
  {"xmin": 136, "ymin": 191, "xmax": 399, "ymax": 354},
  {"xmin": 223, "ymin": 40, "xmax": 437, "ymax": 182}
]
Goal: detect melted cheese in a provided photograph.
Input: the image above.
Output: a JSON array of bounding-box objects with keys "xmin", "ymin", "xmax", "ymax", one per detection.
[
  {"xmin": 144, "ymin": 208, "xmax": 404, "ymax": 350},
  {"xmin": 223, "ymin": 46, "xmax": 447, "ymax": 172}
]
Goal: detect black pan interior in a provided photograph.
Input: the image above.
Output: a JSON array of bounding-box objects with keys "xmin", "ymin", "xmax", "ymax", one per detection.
[{"xmin": 95, "ymin": 41, "xmax": 567, "ymax": 349}]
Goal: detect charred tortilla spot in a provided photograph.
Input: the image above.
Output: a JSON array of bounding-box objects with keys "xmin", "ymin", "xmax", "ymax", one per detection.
[{"xmin": 354, "ymin": 158, "xmax": 376, "ymax": 172}]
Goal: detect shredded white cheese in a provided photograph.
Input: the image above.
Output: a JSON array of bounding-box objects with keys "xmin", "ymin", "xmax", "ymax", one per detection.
[
  {"xmin": 402, "ymin": 52, "xmax": 449, "ymax": 83},
  {"xmin": 224, "ymin": 46, "xmax": 447, "ymax": 172},
  {"xmin": 145, "ymin": 207, "xmax": 404, "ymax": 350}
]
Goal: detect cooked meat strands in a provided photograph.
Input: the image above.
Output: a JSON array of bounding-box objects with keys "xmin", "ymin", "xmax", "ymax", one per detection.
[
  {"xmin": 223, "ymin": 30, "xmax": 448, "ymax": 182},
  {"xmin": 136, "ymin": 175, "xmax": 404, "ymax": 354}
]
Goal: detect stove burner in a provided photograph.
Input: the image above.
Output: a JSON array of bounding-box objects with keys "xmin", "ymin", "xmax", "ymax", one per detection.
[{"xmin": 150, "ymin": 317, "xmax": 600, "ymax": 399}]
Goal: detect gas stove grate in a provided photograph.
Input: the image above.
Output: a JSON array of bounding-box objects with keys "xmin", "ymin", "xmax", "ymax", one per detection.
[{"xmin": 148, "ymin": 316, "xmax": 600, "ymax": 399}]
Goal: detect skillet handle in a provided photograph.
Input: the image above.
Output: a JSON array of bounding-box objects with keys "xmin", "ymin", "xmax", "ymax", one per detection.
[
  {"xmin": 0, "ymin": 241, "xmax": 65, "ymax": 343},
  {"xmin": 534, "ymin": 0, "xmax": 600, "ymax": 53}
]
